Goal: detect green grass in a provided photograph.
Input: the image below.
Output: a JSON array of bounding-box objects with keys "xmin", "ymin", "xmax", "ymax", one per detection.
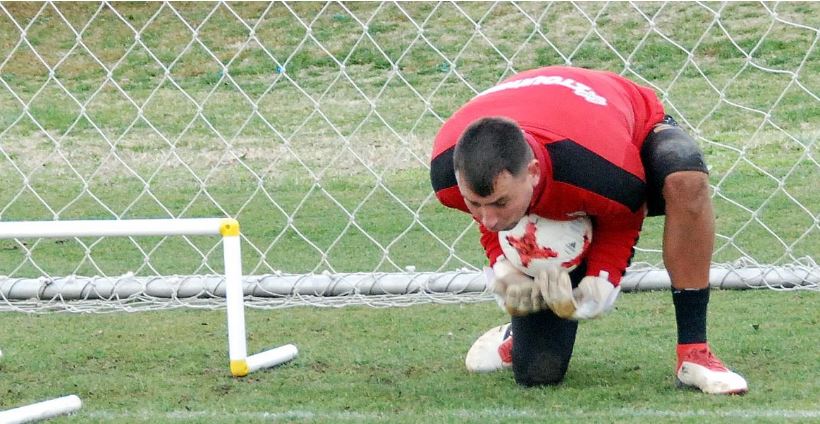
[{"xmin": 0, "ymin": 290, "xmax": 818, "ymax": 423}]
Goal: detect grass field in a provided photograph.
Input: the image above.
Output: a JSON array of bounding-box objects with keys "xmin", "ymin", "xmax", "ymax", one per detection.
[
  {"xmin": 1, "ymin": 290, "xmax": 818, "ymax": 423},
  {"xmin": 0, "ymin": 1, "xmax": 818, "ymax": 422}
]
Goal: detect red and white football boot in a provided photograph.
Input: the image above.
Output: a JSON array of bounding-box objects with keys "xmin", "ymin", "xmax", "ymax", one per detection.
[
  {"xmin": 465, "ymin": 324, "xmax": 513, "ymax": 373},
  {"xmin": 676, "ymin": 343, "xmax": 748, "ymax": 395}
]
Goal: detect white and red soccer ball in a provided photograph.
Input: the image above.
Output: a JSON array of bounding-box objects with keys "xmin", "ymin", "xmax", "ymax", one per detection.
[{"xmin": 499, "ymin": 214, "xmax": 592, "ymax": 277}]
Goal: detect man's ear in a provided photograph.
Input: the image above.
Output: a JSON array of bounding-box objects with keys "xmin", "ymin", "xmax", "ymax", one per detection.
[{"xmin": 527, "ymin": 158, "xmax": 540, "ymax": 188}]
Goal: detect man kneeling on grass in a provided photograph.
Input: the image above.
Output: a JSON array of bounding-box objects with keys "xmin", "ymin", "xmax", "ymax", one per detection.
[{"xmin": 430, "ymin": 65, "xmax": 747, "ymax": 394}]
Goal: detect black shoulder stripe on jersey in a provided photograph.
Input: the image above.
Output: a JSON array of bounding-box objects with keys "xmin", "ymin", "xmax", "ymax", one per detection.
[
  {"xmin": 546, "ymin": 139, "xmax": 645, "ymax": 212},
  {"xmin": 430, "ymin": 146, "xmax": 457, "ymax": 192}
]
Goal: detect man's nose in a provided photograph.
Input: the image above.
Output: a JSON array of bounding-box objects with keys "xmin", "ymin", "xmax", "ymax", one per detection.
[{"xmin": 481, "ymin": 209, "xmax": 498, "ymax": 230}]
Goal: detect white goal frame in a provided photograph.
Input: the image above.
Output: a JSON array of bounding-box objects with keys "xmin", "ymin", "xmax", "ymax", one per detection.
[{"xmin": 0, "ymin": 218, "xmax": 297, "ymax": 377}]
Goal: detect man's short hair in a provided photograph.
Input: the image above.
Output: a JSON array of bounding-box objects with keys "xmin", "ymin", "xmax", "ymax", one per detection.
[{"xmin": 453, "ymin": 117, "xmax": 532, "ymax": 197}]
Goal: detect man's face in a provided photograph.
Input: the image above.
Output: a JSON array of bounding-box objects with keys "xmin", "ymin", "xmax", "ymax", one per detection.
[{"xmin": 457, "ymin": 159, "xmax": 540, "ymax": 232}]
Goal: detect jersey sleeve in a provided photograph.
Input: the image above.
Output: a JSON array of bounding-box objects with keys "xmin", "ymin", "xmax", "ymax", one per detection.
[
  {"xmin": 478, "ymin": 222, "xmax": 504, "ymax": 266},
  {"xmin": 585, "ymin": 210, "xmax": 644, "ymax": 286}
]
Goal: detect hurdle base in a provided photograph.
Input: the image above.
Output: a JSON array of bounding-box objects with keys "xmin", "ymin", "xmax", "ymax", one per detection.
[
  {"xmin": 248, "ymin": 344, "xmax": 298, "ymax": 372},
  {"xmin": 0, "ymin": 395, "xmax": 82, "ymax": 424},
  {"xmin": 231, "ymin": 344, "xmax": 298, "ymax": 377}
]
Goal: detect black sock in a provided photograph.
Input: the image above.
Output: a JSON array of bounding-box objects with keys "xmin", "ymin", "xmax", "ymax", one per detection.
[{"xmin": 672, "ymin": 287, "xmax": 709, "ymax": 344}]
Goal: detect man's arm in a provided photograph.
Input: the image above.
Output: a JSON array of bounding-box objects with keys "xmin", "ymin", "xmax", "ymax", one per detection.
[{"xmin": 584, "ymin": 210, "xmax": 645, "ymax": 285}]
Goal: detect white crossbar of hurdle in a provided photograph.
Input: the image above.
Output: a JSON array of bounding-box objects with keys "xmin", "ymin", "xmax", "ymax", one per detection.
[
  {"xmin": 0, "ymin": 218, "xmax": 297, "ymax": 377},
  {"xmin": 0, "ymin": 395, "xmax": 82, "ymax": 423}
]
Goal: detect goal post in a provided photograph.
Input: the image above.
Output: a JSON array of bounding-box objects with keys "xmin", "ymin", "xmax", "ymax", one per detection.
[{"xmin": 0, "ymin": 218, "xmax": 297, "ymax": 377}]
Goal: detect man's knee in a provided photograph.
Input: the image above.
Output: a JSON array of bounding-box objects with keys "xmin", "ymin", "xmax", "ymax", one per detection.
[
  {"xmin": 513, "ymin": 354, "xmax": 569, "ymax": 387},
  {"xmin": 663, "ymin": 171, "xmax": 711, "ymax": 214}
]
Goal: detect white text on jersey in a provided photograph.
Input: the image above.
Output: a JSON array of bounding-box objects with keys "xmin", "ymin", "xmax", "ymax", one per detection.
[{"xmin": 476, "ymin": 75, "xmax": 608, "ymax": 106}]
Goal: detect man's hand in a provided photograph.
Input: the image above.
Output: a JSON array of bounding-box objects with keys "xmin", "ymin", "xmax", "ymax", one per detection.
[
  {"xmin": 536, "ymin": 266, "xmax": 575, "ymax": 317},
  {"xmin": 572, "ymin": 274, "xmax": 620, "ymax": 319},
  {"xmin": 488, "ymin": 257, "xmax": 545, "ymax": 316},
  {"xmin": 538, "ymin": 269, "xmax": 620, "ymax": 320}
]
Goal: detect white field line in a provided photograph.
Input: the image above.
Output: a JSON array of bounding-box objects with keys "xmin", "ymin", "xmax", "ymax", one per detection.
[{"xmin": 80, "ymin": 408, "xmax": 820, "ymax": 421}]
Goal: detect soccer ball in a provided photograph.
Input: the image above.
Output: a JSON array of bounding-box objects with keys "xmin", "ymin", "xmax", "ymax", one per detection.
[{"xmin": 498, "ymin": 214, "xmax": 592, "ymax": 277}]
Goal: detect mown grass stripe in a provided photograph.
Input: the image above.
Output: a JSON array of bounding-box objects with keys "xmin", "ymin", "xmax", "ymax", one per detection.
[{"xmin": 80, "ymin": 408, "xmax": 820, "ymax": 421}]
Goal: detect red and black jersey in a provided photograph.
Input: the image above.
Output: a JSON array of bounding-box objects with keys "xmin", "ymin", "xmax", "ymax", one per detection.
[{"xmin": 430, "ymin": 66, "xmax": 666, "ymax": 285}]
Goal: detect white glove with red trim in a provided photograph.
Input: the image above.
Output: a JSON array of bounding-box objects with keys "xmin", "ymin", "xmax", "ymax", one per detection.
[{"xmin": 541, "ymin": 269, "xmax": 620, "ymax": 320}]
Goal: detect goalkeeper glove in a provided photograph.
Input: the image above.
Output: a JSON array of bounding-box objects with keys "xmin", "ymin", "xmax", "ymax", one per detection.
[
  {"xmin": 540, "ymin": 269, "xmax": 620, "ymax": 320},
  {"xmin": 487, "ymin": 257, "xmax": 545, "ymax": 316}
]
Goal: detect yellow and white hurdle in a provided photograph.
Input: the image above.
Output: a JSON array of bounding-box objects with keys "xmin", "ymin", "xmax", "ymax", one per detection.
[{"xmin": 0, "ymin": 218, "xmax": 297, "ymax": 377}]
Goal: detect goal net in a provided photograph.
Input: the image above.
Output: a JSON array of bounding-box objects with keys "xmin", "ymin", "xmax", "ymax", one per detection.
[{"xmin": 0, "ymin": 1, "xmax": 817, "ymax": 312}]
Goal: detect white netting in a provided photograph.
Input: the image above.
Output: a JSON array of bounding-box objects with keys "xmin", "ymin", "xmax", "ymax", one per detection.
[{"xmin": 0, "ymin": 1, "xmax": 817, "ymax": 312}]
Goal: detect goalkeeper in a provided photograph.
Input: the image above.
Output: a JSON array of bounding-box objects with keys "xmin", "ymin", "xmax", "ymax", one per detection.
[{"xmin": 430, "ymin": 66, "xmax": 748, "ymax": 394}]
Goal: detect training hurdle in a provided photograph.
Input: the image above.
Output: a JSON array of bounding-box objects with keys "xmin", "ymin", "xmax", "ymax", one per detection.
[
  {"xmin": 0, "ymin": 218, "xmax": 297, "ymax": 376},
  {"xmin": 0, "ymin": 395, "xmax": 82, "ymax": 423}
]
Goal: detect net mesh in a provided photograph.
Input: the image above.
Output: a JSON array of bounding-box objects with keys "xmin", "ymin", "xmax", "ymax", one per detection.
[{"xmin": 0, "ymin": 1, "xmax": 817, "ymax": 312}]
